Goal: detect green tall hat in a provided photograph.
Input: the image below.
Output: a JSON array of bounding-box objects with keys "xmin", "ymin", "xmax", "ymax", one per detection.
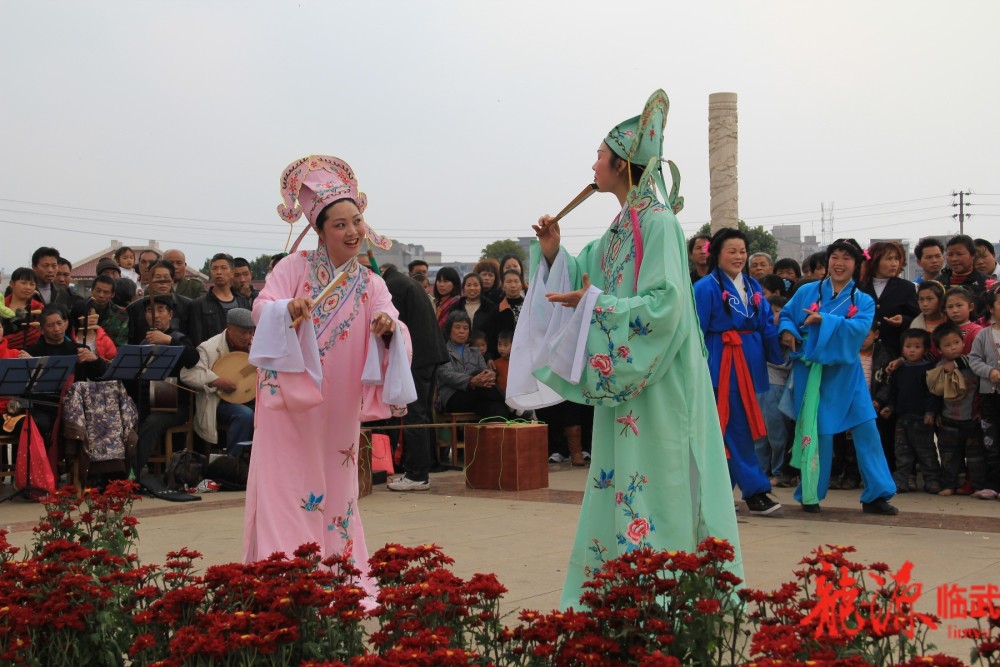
[{"xmin": 605, "ymin": 89, "xmax": 684, "ymax": 214}]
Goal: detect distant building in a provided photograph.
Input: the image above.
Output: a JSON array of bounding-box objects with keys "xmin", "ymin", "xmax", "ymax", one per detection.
[{"xmin": 772, "ymin": 224, "xmax": 819, "ymax": 263}]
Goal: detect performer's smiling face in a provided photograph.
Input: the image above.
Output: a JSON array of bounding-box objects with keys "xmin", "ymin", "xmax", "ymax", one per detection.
[
  {"xmin": 717, "ymin": 238, "xmax": 747, "ymax": 278},
  {"xmin": 319, "ymin": 199, "xmax": 365, "ymax": 266},
  {"xmin": 592, "ymin": 142, "xmax": 624, "ymax": 192},
  {"xmin": 827, "ymin": 250, "xmax": 856, "ymax": 285}
]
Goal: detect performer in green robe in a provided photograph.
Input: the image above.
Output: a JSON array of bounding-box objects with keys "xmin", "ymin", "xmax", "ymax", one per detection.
[{"xmin": 507, "ymin": 90, "xmax": 744, "ymax": 608}]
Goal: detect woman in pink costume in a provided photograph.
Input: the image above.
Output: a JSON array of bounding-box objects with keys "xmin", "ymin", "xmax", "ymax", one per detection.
[{"xmin": 245, "ymin": 155, "xmax": 413, "ymax": 600}]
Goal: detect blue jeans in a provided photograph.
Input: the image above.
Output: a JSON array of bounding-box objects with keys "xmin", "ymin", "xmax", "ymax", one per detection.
[
  {"xmin": 754, "ymin": 384, "xmax": 790, "ymax": 477},
  {"xmin": 217, "ymin": 402, "xmax": 254, "ymax": 456}
]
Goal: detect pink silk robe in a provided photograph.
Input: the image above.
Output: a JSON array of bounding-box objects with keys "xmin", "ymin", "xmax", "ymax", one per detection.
[{"xmin": 244, "ymin": 250, "xmax": 408, "ymax": 597}]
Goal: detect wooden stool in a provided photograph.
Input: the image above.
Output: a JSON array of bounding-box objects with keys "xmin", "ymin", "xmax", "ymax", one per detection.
[{"xmin": 442, "ymin": 412, "xmax": 478, "ymax": 466}]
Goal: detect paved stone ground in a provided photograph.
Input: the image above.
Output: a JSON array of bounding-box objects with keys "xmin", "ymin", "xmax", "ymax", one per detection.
[{"xmin": 3, "ymin": 464, "xmax": 999, "ymax": 659}]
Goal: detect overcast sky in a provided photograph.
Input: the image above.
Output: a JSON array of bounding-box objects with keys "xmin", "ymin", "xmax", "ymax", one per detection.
[{"xmin": 2, "ymin": 0, "xmax": 998, "ymax": 275}]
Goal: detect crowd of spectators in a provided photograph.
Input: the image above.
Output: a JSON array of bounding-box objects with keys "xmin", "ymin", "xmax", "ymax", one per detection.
[{"xmin": 4, "ymin": 234, "xmax": 998, "ymax": 503}]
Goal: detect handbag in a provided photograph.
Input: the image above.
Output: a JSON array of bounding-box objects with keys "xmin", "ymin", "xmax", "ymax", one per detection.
[{"xmin": 369, "ymin": 433, "xmax": 395, "ymax": 475}]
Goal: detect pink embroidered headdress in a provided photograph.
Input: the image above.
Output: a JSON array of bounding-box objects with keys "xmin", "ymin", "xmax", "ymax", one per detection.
[{"xmin": 277, "ymin": 155, "xmax": 391, "ymax": 251}]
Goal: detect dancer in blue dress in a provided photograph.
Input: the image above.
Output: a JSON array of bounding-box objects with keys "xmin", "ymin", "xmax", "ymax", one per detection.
[
  {"xmin": 694, "ymin": 227, "xmax": 783, "ymax": 514},
  {"xmin": 777, "ymin": 238, "xmax": 898, "ymax": 514}
]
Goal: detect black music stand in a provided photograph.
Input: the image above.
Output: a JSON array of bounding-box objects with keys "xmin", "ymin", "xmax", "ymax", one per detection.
[
  {"xmin": 102, "ymin": 345, "xmax": 199, "ymax": 502},
  {"xmin": 0, "ymin": 355, "xmax": 77, "ymax": 504}
]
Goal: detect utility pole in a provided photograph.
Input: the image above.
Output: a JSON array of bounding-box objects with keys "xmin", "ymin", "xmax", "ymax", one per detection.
[{"xmin": 952, "ymin": 190, "xmax": 972, "ymax": 234}]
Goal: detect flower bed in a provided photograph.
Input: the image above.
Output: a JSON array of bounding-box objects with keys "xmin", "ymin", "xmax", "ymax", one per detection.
[{"xmin": 0, "ymin": 482, "xmax": 997, "ymax": 666}]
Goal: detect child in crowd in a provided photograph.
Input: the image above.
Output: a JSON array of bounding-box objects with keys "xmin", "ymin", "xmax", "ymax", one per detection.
[
  {"xmin": 931, "ymin": 323, "xmax": 982, "ymax": 496},
  {"xmin": 493, "ymin": 330, "xmax": 513, "ymax": 397},
  {"xmin": 760, "ymin": 274, "xmax": 793, "ymax": 299},
  {"xmin": 945, "ymin": 287, "xmax": 983, "ymax": 354},
  {"xmin": 470, "ymin": 330, "xmax": 489, "ymax": 361},
  {"xmin": 968, "ymin": 290, "xmax": 1000, "ymax": 498},
  {"xmin": 757, "ymin": 296, "xmax": 794, "ymax": 486},
  {"xmin": 114, "ymin": 246, "xmax": 142, "ymax": 294},
  {"xmin": 912, "ymin": 281, "xmax": 948, "ymax": 341},
  {"xmin": 879, "ymin": 328, "xmax": 942, "ymax": 493}
]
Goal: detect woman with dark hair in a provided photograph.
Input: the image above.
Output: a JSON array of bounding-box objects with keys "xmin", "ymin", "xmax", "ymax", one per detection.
[
  {"xmin": 778, "ymin": 238, "xmax": 898, "ymax": 515},
  {"xmin": 3, "ymin": 267, "xmax": 44, "ymax": 350},
  {"xmin": 859, "ymin": 241, "xmax": 919, "ymax": 359},
  {"xmin": 436, "ymin": 311, "xmax": 507, "ymax": 418},
  {"xmin": 453, "ymin": 273, "xmax": 496, "ymax": 339},
  {"xmin": 473, "ymin": 259, "xmax": 502, "ymax": 304},
  {"xmin": 694, "ymin": 227, "xmax": 783, "ymax": 514},
  {"xmin": 490, "ymin": 270, "xmax": 525, "ymax": 355},
  {"xmin": 498, "ymin": 254, "xmax": 527, "ymax": 291},
  {"xmin": 245, "ymin": 155, "xmax": 414, "ymax": 602},
  {"xmin": 859, "ymin": 241, "xmax": 920, "ymax": 471},
  {"xmin": 433, "ymin": 266, "xmax": 462, "ymax": 331}
]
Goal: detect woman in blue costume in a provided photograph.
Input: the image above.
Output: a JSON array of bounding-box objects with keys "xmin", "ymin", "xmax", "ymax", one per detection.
[
  {"xmin": 777, "ymin": 238, "xmax": 898, "ymax": 515},
  {"xmin": 506, "ymin": 90, "xmax": 744, "ymax": 609},
  {"xmin": 694, "ymin": 227, "xmax": 783, "ymax": 515}
]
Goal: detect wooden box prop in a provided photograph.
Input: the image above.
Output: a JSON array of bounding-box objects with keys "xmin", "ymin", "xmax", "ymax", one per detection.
[{"xmin": 464, "ymin": 422, "xmax": 548, "ymax": 491}]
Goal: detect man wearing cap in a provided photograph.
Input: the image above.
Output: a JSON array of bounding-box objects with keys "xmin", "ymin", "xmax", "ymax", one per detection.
[
  {"xmin": 163, "ymin": 249, "xmax": 206, "ymax": 300},
  {"xmin": 181, "ymin": 308, "xmax": 256, "ymax": 456}
]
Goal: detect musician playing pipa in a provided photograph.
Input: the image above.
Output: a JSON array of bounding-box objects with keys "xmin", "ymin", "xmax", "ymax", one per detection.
[{"xmin": 180, "ymin": 308, "xmax": 257, "ymax": 456}]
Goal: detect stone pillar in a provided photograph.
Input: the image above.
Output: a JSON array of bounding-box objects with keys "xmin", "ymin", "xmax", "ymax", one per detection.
[{"xmin": 708, "ymin": 92, "xmax": 739, "ymax": 233}]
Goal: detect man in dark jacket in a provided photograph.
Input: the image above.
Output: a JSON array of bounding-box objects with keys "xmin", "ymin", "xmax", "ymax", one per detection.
[
  {"xmin": 362, "ymin": 260, "xmax": 449, "ymax": 491},
  {"xmin": 188, "ymin": 253, "xmax": 251, "ymax": 346}
]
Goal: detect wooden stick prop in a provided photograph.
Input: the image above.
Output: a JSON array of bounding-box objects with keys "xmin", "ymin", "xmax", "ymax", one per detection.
[
  {"xmin": 289, "ymin": 271, "xmax": 348, "ymax": 329},
  {"xmin": 551, "ymin": 183, "xmax": 598, "ymax": 223}
]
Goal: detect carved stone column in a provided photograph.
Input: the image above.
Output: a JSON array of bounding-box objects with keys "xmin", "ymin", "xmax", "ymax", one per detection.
[{"xmin": 709, "ymin": 92, "xmax": 739, "ymax": 233}]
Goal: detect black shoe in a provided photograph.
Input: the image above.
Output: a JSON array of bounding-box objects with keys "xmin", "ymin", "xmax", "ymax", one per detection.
[
  {"xmin": 862, "ymin": 498, "xmax": 899, "ymax": 515},
  {"xmin": 745, "ymin": 493, "xmax": 782, "ymax": 515},
  {"xmin": 801, "ymin": 503, "xmax": 821, "ymax": 513}
]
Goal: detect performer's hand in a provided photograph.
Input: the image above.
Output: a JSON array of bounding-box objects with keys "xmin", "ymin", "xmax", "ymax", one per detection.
[
  {"xmin": 780, "ymin": 331, "xmax": 798, "ymax": 352},
  {"xmin": 287, "ymin": 297, "xmax": 314, "ymax": 323},
  {"xmin": 211, "ymin": 378, "xmax": 237, "ymax": 393},
  {"xmin": 532, "ymin": 214, "xmax": 561, "ymax": 266},
  {"xmin": 547, "ymin": 273, "xmax": 592, "ymax": 309},
  {"xmin": 370, "ymin": 311, "xmax": 396, "ymax": 336},
  {"xmin": 801, "ymin": 309, "xmax": 823, "ymax": 326},
  {"xmin": 883, "ymin": 314, "xmax": 903, "ymax": 326},
  {"xmin": 77, "ymin": 348, "xmax": 97, "ymax": 363},
  {"xmin": 145, "ymin": 329, "xmax": 171, "ymax": 345}
]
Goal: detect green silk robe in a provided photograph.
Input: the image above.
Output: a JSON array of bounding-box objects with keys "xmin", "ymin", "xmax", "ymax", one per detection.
[{"xmin": 524, "ymin": 193, "xmax": 744, "ymax": 608}]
